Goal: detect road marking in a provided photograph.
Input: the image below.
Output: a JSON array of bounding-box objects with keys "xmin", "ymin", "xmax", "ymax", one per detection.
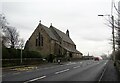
[
  {"xmin": 24, "ymin": 75, "xmax": 46, "ymax": 83},
  {"xmin": 104, "ymin": 62, "xmax": 107, "ymax": 65},
  {"xmin": 55, "ymin": 69, "xmax": 70, "ymax": 74},
  {"xmin": 80, "ymin": 62, "xmax": 82, "ymax": 64},
  {"xmin": 66, "ymin": 64, "xmax": 70, "ymax": 65},
  {"xmin": 98, "ymin": 66, "xmax": 107, "ymax": 83},
  {"xmin": 66, "ymin": 62, "xmax": 76, "ymax": 65},
  {"xmin": 60, "ymin": 65, "xmax": 63, "ymax": 66},
  {"xmin": 73, "ymin": 66, "xmax": 80, "ymax": 69}
]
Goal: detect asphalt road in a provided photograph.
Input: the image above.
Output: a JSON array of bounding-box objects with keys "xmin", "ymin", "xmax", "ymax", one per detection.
[{"xmin": 2, "ymin": 60, "xmax": 108, "ymax": 82}]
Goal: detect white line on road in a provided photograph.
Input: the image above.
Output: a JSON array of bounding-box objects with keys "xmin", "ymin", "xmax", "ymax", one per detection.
[
  {"xmin": 24, "ymin": 75, "xmax": 46, "ymax": 83},
  {"xmin": 104, "ymin": 62, "xmax": 107, "ymax": 65},
  {"xmin": 98, "ymin": 66, "xmax": 107, "ymax": 83},
  {"xmin": 55, "ymin": 69, "xmax": 70, "ymax": 74},
  {"xmin": 60, "ymin": 65, "xmax": 63, "ymax": 66},
  {"xmin": 73, "ymin": 66, "xmax": 80, "ymax": 69},
  {"xmin": 66, "ymin": 62, "xmax": 76, "ymax": 65},
  {"xmin": 80, "ymin": 62, "xmax": 82, "ymax": 64}
]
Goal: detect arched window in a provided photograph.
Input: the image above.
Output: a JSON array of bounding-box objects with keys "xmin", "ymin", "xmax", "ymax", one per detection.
[
  {"xmin": 36, "ymin": 39, "xmax": 38, "ymax": 46},
  {"xmin": 38, "ymin": 32, "xmax": 41, "ymax": 46},
  {"xmin": 41, "ymin": 35, "xmax": 43, "ymax": 46},
  {"xmin": 36, "ymin": 32, "xmax": 43, "ymax": 47}
]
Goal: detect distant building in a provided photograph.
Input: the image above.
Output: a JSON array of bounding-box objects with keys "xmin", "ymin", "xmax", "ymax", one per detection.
[
  {"xmin": 83, "ymin": 56, "xmax": 94, "ymax": 60},
  {"xmin": 25, "ymin": 22, "xmax": 82, "ymax": 59}
]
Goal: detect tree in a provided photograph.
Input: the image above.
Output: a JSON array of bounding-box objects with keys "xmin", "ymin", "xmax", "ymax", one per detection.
[
  {"xmin": 0, "ymin": 14, "xmax": 8, "ymax": 44},
  {"xmin": 105, "ymin": 3, "xmax": 120, "ymax": 50},
  {"xmin": 4, "ymin": 26, "xmax": 19, "ymax": 48},
  {"xmin": 17, "ymin": 38, "xmax": 24, "ymax": 49},
  {"xmin": 0, "ymin": 14, "xmax": 22, "ymax": 49},
  {"xmin": 0, "ymin": 14, "xmax": 8, "ymax": 29}
]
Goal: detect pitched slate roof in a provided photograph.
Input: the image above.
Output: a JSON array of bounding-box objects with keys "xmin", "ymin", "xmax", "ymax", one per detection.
[
  {"xmin": 49, "ymin": 26, "xmax": 75, "ymax": 45},
  {"xmin": 39, "ymin": 23, "xmax": 58, "ymax": 41}
]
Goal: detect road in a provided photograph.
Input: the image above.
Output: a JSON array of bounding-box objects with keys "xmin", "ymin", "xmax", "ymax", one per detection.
[{"xmin": 2, "ymin": 60, "xmax": 108, "ymax": 82}]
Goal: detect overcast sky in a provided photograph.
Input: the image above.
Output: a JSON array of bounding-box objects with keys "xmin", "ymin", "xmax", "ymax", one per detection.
[{"xmin": 1, "ymin": 0, "xmax": 120, "ymax": 56}]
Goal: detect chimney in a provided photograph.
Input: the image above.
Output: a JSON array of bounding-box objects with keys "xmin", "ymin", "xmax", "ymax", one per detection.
[{"xmin": 66, "ymin": 29, "xmax": 69, "ymax": 37}]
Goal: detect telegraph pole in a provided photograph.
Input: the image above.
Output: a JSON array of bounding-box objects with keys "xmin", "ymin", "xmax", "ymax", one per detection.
[
  {"xmin": 111, "ymin": 0, "xmax": 116, "ymax": 66},
  {"xmin": 112, "ymin": 15, "xmax": 116, "ymax": 66}
]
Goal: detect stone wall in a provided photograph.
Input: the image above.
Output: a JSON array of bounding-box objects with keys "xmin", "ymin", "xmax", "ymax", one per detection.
[{"xmin": 25, "ymin": 25, "xmax": 51, "ymax": 57}]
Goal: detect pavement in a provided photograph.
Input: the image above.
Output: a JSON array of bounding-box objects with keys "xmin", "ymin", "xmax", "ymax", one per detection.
[{"xmin": 101, "ymin": 60, "xmax": 120, "ymax": 81}]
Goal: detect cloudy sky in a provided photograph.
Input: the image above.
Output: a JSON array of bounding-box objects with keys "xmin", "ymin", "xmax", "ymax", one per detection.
[{"xmin": 1, "ymin": 0, "xmax": 119, "ymax": 56}]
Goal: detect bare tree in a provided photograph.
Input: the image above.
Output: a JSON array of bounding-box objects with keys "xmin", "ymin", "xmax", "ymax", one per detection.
[
  {"xmin": 4, "ymin": 26, "xmax": 19, "ymax": 48},
  {"xmin": 0, "ymin": 14, "xmax": 9, "ymax": 46},
  {"xmin": 0, "ymin": 14, "xmax": 25, "ymax": 49},
  {"xmin": 114, "ymin": 3, "xmax": 120, "ymax": 50},
  {"xmin": 17, "ymin": 38, "xmax": 24, "ymax": 49}
]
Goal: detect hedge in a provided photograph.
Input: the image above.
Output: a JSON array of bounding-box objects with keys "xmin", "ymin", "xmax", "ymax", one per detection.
[{"xmin": 2, "ymin": 47, "xmax": 42, "ymax": 59}]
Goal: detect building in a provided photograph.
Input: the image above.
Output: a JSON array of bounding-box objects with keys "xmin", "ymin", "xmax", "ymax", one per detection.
[
  {"xmin": 25, "ymin": 22, "xmax": 82, "ymax": 59},
  {"xmin": 82, "ymin": 56, "xmax": 94, "ymax": 60}
]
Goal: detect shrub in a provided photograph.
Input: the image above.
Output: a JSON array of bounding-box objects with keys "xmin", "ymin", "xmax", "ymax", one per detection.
[
  {"xmin": 23, "ymin": 50, "xmax": 42, "ymax": 58},
  {"xmin": 2, "ymin": 47, "xmax": 10, "ymax": 59},
  {"xmin": 2, "ymin": 47, "xmax": 42, "ymax": 59}
]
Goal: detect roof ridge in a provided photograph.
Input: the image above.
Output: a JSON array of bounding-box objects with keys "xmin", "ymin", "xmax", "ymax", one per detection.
[
  {"xmin": 50, "ymin": 25, "xmax": 66, "ymax": 35},
  {"xmin": 39, "ymin": 23, "xmax": 58, "ymax": 41},
  {"xmin": 50, "ymin": 25, "xmax": 75, "ymax": 45}
]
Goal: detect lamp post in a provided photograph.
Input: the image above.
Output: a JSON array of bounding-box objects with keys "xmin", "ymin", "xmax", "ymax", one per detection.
[
  {"xmin": 20, "ymin": 44, "xmax": 24, "ymax": 64},
  {"xmin": 98, "ymin": 14, "xmax": 116, "ymax": 65}
]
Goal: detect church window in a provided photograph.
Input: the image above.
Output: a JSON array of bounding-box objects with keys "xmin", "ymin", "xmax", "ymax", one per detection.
[{"xmin": 36, "ymin": 32, "xmax": 43, "ymax": 47}]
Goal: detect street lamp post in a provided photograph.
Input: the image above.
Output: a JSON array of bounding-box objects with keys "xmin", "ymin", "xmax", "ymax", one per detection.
[
  {"xmin": 98, "ymin": 14, "xmax": 116, "ymax": 65},
  {"xmin": 20, "ymin": 45, "xmax": 24, "ymax": 64}
]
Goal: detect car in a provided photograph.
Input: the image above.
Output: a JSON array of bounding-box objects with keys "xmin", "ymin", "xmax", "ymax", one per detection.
[{"xmin": 94, "ymin": 57, "xmax": 99, "ymax": 61}]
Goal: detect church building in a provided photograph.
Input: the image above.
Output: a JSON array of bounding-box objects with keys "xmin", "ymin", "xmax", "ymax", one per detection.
[{"xmin": 25, "ymin": 21, "xmax": 82, "ymax": 59}]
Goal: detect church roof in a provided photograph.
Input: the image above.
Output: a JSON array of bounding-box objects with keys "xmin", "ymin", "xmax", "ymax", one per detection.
[
  {"xmin": 50, "ymin": 26, "xmax": 75, "ymax": 45},
  {"xmin": 39, "ymin": 23, "xmax": 58, "ymax": 41}
]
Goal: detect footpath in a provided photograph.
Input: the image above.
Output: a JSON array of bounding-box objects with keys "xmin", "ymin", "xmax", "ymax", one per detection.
[{"xmin": 101, "ymin": 60, "xmax": 120, "ymax": 81}]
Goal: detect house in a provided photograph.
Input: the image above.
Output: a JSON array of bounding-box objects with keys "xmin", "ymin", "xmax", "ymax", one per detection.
[{"xmin": 24, "ymin": 21, "xmax": 82, "ymax": 60}]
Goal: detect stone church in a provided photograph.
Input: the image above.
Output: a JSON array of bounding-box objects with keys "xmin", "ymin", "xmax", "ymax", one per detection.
[{"xmin": 25, "ymin": 21, "xmax": 82, "ymax": 59}]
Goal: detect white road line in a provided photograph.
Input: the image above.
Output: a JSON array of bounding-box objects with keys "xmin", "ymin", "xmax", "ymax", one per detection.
[
  {"xmin": 66, "ymin": 64, "xmax": 69, "ymax": 65},
  {"xmin": 24, "ymin": 75, "xmax": 46, "ymax": 83},
  {"xmin": 73, "ymin": 66, "xmax": 80, "ymax": 69},
  {"xmin": 98, "ymin": 66, "xmax": 107, "ymax": 83},
  {"xmin": 80, "ymin": 62, "xmax": 82, "ymax": 64},
  {"xmin": 104, "ymin": 62, "xmax": 107, "ymax": 65},
  {"xmin": 55, "ymin": 69, "xmax": 70, "ymax": 74},
  {"xmin": 66, "ymin": 62, "xmax": 77, "ymax": 65}
]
